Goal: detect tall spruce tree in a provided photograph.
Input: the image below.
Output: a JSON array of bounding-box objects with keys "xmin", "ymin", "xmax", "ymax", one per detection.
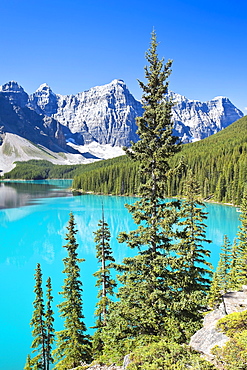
[
  {"xmin": 236, "ymin": 187, "xmax": 247, "ymax": 285},
  {"xmin": 93, "ymin": 206, "xmax": 116, "ymax": 326},
  {"xmin": 174, "ymin": 173, "xmax": 212, "ymax": 337},
  {"xmin": 216, "ymin": 235, "xmax": 232, "ymax": 292},
  {"xmin": 228, "ymin": 239, "xmax": 242, "ymax": 290},
  {"xmin": 208, "ymin": 235, "xmax": 231, "ymax": 309},
  {"xmin": 24, "ymin": 354, "xmax": 33, "ymax": 370},
  {"xmin": 30, "ymin": 263, "xmax": 47, "ymax": 370},
  {"xmin": 92, "ymin": 206, "xmax": 116, "ymax": 357},
  {"xmin": 101, "ymin": 31, "xmax": 183, "ymax": 359},
  {"xmin": 45, "ymin": 277, "xmax": 54, "ymax": 370},
  {"xmin": 53, "ymin": 212, "xmax": 91, "ymax": 369}
]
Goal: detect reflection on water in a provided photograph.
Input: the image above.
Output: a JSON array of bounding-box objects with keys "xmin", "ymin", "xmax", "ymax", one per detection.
[{"xmin": 0, "ymin": 180, "xmax": 73, "ymax": 209}]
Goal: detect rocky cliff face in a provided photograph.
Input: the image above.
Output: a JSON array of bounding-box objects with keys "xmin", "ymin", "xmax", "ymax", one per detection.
[
  {"xmin": 1, "ymin": 79, "xmax": 244, "ymax": 150},
  {"xmin": 28, "ymin": 80, "xmax": 244, "ymax": 146},
  {"xmin": 0, "ymin": 79, "xmax": 244, "ymax": 173},
  {"xmin": 29, "ymin": 79, "xmax": 142, "ymax": 147},
  {"xmin": 0, "ymin": 81, "xmax": 28, "ymax": 107},
  {"xmin": 0, "ymin": 82, "xmax": 67, "ymax": 152},
  {"xmin": 169, "ymin": 92, "xmax": 244, "ymax": 142}
]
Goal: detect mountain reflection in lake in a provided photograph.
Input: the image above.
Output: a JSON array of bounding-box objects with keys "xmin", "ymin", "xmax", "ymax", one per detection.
[{"xmin": 0, "ymin": 180, "xmax": 73, "ymax": 209}]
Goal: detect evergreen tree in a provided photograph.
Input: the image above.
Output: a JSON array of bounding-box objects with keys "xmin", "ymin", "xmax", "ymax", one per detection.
[
  {"xmin": 92, "ymin": 206, "xmax": 116, "ymax": 357},
  {"xmin": 24, "ymin": 354, "xmax": 33, "ymax": 370},
  {"xmin": 208, "ymin": 235, "xmax": 232, "ymax": 309},
  {"xmin": 216, "ymin": 235, "xmax": 232, "ymax": 292},
  {"xmin": 119, "ymin": 29, "xmax": 181, "ymax": 258},
  {"xmin": 236, "ymin": 187, "xmax": 247, "ymax": 284},
  {"xmin": 228, "ymin": 239, "xmax": 242, "ymax": 290},
  {"xmin": 45, "ymin": 277, "xmax": 54, "ymax": 370},
  {"xmin": 53, "ymin": 212, "xmax": 91, "ymax": 369},
  {"xmin": 207, "ymin": 271, "xmax": 222, "ymax": 309},
  {"xmin": 30, "ymin": 263, "xmax": 46, "ymax": 370},
  {"xmin": 93, "ymin": 206, "xmax": 116, "ymax": 326},
  {"xmin": 174, "ymin": 173, "xmax": 212, "ymax": 336},
  {"xmin": 101, "ymin": 31, "xmax": 183, "ymax": 359}
]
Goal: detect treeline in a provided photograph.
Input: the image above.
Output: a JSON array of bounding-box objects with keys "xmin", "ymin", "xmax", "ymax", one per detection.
[
  {"xmin": 24, "ymin": 31, "xmax": 247, "ymax": 370},
  {"xmin": 4, "ymin": 118, "xmax": 247, "ymax": 204},
  {"xmin": 3, "ymin": 156, "xmax": 129, "ymax": 180},
  {"xmin": 73, "ymin": 115, "xmax": 247, "ymax": 205},
  {"xmin": 73, "ymin": 158, "xmax": 142, "ymax": 195},
  {"xmin": 3, "ymin": 160, "xmax": 82, "ymax": 180},
  {"xmin": 171, "ymin": 115, "xmax": 247, "ymax": 205}
]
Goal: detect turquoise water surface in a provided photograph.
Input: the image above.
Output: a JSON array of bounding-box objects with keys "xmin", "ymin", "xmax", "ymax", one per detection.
[{"xmin": 0, "ymin": 181, "xmax": 241, "ymax": 369}]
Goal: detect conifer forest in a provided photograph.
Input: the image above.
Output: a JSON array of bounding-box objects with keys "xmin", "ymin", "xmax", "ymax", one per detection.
[{"xmin": 25, "ymin": 32, "xmax": 247, "ymax": 370}]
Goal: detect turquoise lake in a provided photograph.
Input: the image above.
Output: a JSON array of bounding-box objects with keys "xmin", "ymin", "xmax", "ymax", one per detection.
[{"xmin": 0, "ymin": 180, "xmax": 241, "ymax": 370}]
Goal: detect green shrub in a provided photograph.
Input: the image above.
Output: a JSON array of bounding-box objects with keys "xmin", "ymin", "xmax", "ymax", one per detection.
[
  {"xmin": 212, "ymin": 310, "xmax": 247, "ymax": 369},
  {"xmin": 126, "ymin": 340, "xmax": 216, "ymax": 370}
]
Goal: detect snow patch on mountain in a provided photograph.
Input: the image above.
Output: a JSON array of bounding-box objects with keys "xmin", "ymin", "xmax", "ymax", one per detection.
[
  {"xmin": 0, "ymin": 133, "xmax": 100, "ymax": 174},
  {"xmin": 67, "ymin": 141, "xmax": 125, "ymax": 160}
]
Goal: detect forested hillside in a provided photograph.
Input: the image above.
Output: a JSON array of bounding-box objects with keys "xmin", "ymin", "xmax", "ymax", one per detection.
[
  {"xmin": 3, "ymin": 156, "xmax": 129, "ymax": 180},
  {"xmin": 3, "ymin": 112, "xmax": 247, "ymax": 205},
  {"xmin": 73, "ymin": 115, "xmax": 247, "ymax": 205}
]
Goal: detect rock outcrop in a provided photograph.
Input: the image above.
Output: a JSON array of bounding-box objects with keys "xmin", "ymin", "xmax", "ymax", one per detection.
[
  {"xmin": 190, "ymin": 289, "xmax": 247, "ymax": 360},
  {"xmin": 85, "ymin": 365, "xmax": 123, "ymax": 370}
]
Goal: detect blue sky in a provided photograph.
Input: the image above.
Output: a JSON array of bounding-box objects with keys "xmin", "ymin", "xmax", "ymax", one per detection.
[{"xmin": 0, "ymin": 0, "xmax": 246, "ymax": 113}]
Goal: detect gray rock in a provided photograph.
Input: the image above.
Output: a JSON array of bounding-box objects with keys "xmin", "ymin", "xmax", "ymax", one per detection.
[
  {"xmin": 169, "ymin": 91, "xmax": 244, "ymax": 143},
  {"xmin": 29, "ymin": 79, "xmax": 142, "ymax": 147},
  {"xmin": 123, "ymin": 354, "xmax": 131, "ymax": 369},
  {"xmin": 189, "ymin": 307, "xmax": 229, "ymax": 359},
  {"xmin": 84, "ymin": 365, "xmax": 123, "ymax": 370},
  {"xmin": 0, "ymin": 81, "xmax": 28, "ymax": 107},
  {"xmin": 27, "ymin": 80, "xmax": 244, "ymax": 147},
  {"xmin": 190, "ymin": 289, "xmax": 247, "ymax": 359}
]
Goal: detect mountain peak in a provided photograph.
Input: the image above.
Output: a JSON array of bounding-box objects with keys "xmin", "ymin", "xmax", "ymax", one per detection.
[
  {"xmin": 111, "ymin": 79, "xmax": 125, "ymax": 85},
  {"xmin": 35, "ymin": 83, "xmax": 54, "ymax": 94},
  {"xmin": 0, "ymin": 81, "xmax": 28, "ymax": 107},
  {"xmin": 0, "ymin": 81, "xmax": 25, "ymax": 93},
  {"xmin": 212, "ymin": 96, "xmax": 228, "ymax": 101}
]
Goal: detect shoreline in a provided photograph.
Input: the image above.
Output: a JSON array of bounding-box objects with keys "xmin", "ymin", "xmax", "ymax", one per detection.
[
  {"xmin": 72, "ymin": 189, "xmax": 240, "ymax": 209},
  {"xmin": 0, "ymin": 179, "xmax": 241, "ymax": 209}
]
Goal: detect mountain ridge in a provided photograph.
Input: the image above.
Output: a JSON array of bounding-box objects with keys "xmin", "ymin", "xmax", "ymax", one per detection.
[{"xmin": 0, "ymin": 79, "xmax": 244, "ymax": 174}]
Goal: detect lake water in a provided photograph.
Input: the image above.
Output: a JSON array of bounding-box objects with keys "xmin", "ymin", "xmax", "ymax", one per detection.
[{"xmin": 0, "ymin": 180, "xmax": 241, "ymax": 370}]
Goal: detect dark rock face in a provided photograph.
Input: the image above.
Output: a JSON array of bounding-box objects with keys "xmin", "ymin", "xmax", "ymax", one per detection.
[
  {"xmin": 0, "ymin": 81, "xmax": 28, "ymax": 108},
  {"xmin": 0, "ymin": 93, "xmax": 68, "ymax": 153}
]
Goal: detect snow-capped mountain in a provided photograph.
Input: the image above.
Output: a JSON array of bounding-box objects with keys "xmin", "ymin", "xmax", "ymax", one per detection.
[
  {"xmin": 28, "ymin": 79, "xmax": 142, "ymax": 147},
  {"xmin": 0, "ymin": 79, "xmax": 244, "ymax": 173},
  {"xmin": 169, "ymin": 91, "xmax": 244, "ymax": 142},
  {"xmin": 28, "ymin": 80, "xmax": 243, "ymax": 145}
]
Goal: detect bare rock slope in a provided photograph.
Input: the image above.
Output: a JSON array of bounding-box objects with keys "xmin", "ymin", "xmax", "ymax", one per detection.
[{"xmin": 190, "ymin": 289, "xmax": 247, "ymax": 360}]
